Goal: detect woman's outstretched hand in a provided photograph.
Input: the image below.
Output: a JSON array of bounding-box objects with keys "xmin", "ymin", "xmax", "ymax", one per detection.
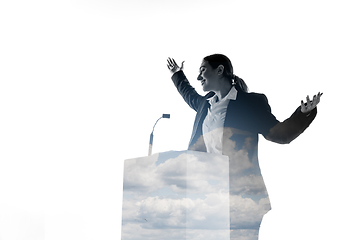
[
  {"xmin": 167, "ymin": 58, "xmax": 184, "ymax": 75},
  {"xmin": 301, "ymin": 92, "xmax": 323, "ymax": 114}
]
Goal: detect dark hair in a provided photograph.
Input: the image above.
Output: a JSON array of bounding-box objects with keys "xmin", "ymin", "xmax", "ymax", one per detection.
[{"xmin": 203, "ymin": 54, "xmax": 248, "ymax": 93}]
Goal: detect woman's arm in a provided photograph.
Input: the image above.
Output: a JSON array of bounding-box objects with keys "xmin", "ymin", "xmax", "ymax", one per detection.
[
  {"xmin": 167, "ymin": 58, "xmax": 204, "ymax": 112},
  {"xmin": 265, "ymin": 107, "xmax": 317, "ymax": 144},
  {"xmin": 265, "ymin": 93, "xmax": 322, "ymax": 144}
]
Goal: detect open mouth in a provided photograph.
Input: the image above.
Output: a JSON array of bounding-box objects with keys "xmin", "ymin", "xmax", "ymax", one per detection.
[{"xmin": 201, "ymin": 79, "xmax": 206, "ymax": 85}]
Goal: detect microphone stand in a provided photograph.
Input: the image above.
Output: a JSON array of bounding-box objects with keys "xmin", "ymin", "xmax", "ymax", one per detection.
[{"xmin": 148, "ymin": 114, "xmax": 170, "ymax": 156}]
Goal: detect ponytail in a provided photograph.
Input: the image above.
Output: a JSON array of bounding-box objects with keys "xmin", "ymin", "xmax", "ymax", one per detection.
[{"xmin": 232, "ymin": 75, "xmax": 248, "ymax": 93}]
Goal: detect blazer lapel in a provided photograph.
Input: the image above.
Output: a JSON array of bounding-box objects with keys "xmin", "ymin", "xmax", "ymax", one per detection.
[{"xmin": 188, "ymin": 92, "xmax": 214, "ymax": 150}]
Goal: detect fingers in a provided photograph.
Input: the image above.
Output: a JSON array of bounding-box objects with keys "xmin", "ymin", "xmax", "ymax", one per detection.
[
  {"xmin": 180, "ymin": 61, "xmax": 184, "ymax": 70},
  {"xmin": 312, "ymin": 95, "xmax": 317, "ymax": 107},
  {"xmin": 306, "ymin": 95, "xmax": 311, "ymax": 107},
  {"xmin": 312, "ymin": 92, "xmax": 323, "ymax": 106},
  {"xmin": 167, "ymin": 58, "xmax": 185, "ymax": 73},
  {"xmin": 301, "ymin": 100, "xmax": 305, "ymax": 110},
  {"xmin": 167, "ymin": 58, "xmax": 177, "ymax": 67},
  {"xmin": 167, "ymin": 58, "xmax": 175, "ymax": 67},
  {"xmin": 301, "ymin": 92, "xmax": 323, "ymax": 113},
  {"xmin": 172, "ymin": 58, "xmax": 179, "ymax": 68},
  {"xmin": 167, "ymin": 58, "xmax": 172, "ymax": 69},
  {"xmin": 168, "ymin": 58, "xmax": 178, "ymax": 67},
  {"xmin": 316, "ymin": 92, "xmax": 323, "ymax": 104},
  {"xmin": 314, "ymin": 93, "xmax": 319, "ymax": 105},
  {"xmin": 167, "ymin": 58, "xmax": 177, "ymax": 71}
]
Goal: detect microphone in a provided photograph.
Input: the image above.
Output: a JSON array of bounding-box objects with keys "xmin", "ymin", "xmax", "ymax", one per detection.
[{"xmin": 148, "ymin": 114, "xmax": 170, "ymax": 156}]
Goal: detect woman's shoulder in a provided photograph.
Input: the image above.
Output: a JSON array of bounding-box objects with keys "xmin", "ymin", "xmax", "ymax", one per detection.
[
  {"xmin": 238, "ymin": 91, "xmax": 268, "ymax": 102},
  {"xmin": 235, "ymin": 91, "xmax": 272, "ymax": 112}
]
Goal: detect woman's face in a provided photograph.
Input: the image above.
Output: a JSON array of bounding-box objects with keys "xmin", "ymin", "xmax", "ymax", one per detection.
[{"xmin": 197, "ymin": 60, "xmax": 220, "ymax": 92}]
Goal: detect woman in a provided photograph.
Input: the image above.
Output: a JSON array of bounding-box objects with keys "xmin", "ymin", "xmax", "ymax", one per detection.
[{"xmin": 167, "ymin": 54, "xmax": 321, "ymax": 240}]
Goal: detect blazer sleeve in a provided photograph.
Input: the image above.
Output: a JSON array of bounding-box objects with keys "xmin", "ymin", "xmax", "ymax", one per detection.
[
  {"xmin": 265, "ymin": 105, "xmax": 317, "ymax": 144},
  {"xmin": 251, "ymin": 93, "xmax": 280, "ymax": 137},
  {"xmin": 171, "ymin": 70, "xmax": 204, "ymax": 112}
]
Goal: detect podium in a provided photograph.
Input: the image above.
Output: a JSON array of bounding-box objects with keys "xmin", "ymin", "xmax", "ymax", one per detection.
[{"xmin": 121, "ymin": 150, "xmax": 230, "ymax": 240}]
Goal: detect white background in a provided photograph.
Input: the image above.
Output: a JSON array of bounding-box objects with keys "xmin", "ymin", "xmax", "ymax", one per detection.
[{"xmin": 1, "ymin": 0, "xmax": 359, "ymax": 239}]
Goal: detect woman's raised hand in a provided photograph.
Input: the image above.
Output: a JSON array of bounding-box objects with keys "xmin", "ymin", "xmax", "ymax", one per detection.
[
  {"xmin": 301, "ymin": 92, "xmax": 323, "ymax": 114},
  {"xmin": 167, "ymin": 58, "xmax": 184, "ymax": 74}
]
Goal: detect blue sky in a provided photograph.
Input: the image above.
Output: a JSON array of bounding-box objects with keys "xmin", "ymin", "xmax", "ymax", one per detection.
[{"xmin": 1, "ymin": 0, "xmax": 360, "ymax": 240}]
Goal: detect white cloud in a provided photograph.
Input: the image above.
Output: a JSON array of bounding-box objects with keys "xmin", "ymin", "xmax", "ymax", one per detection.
[
  {"xmin": 123, "ymin": 152, "xmax": 230, "ymax": 197},
  {"xmin": 156, "ymin": 152, "xmax": 229, "ymax": 194},
  {"xmin": 123, "ymin": 154, "xmax": 164, "ymax": 195},
  {"xmin": 122, "ymin": 150, "xmax": 271, "ymax": 238},
  {"xmin": 121, "ymin": 223, "xmax": 187, "ymax": 240},
  {"xmin": 122, "ymin": 192, "xmax": 269, "ymax": 239},
  {"xmin": 122, "ymin": 151, "xmax": 231, "ymax": 238},
  {"xmin": 230, "ymin": 229, "xmax": 260, "ymax": 240},
  {"xmin": 230, "ymin": 194, "xmax": 271, "ymax": 229},
  {"xmin": 230, "ymin": 174, "xmax": 268, "ymax": 196},
  {"xmin": 122, "ymin": 194, "xmax": 230, "ymax": 239}
]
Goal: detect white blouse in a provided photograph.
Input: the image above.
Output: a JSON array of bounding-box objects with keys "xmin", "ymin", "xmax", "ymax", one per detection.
[{"xmin": 202, "ymin": 86, "xmax": 238, "ymax": 154}]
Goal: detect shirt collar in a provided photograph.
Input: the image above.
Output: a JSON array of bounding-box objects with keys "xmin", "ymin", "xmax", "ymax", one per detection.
[{"xmin": 208, "ymin": 86, "xmax": 238, "ymax": 105}]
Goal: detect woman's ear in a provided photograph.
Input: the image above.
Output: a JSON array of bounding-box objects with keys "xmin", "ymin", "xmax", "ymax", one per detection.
[{"xmin": 217, "ymin": 65, "xmax": 224, "ymax": 75}]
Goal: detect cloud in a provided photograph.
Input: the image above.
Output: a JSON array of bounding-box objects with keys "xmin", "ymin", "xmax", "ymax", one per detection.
[
  {"xmin": 121, "ymin": 223, "xmax": 232, "ymax": 240},
  {"xmin": 156, "ymin": 152, "xmax": 229, "ymax": 194},
  {"xmin": 122, "ymin": 151, "xmax": 231, "ymax": 238},
  {"xmin": 123, "ymin": 154, "xmax": 163, "ymax": 196},
  {"xmin": 219, "ymin": 127, "xmax": 271, "ymax": 196},
  {"xmin": 230, "ymin": 194, "xmax": 271, "ymax": 229},
  {"xmin": 229, "ymin": 229, "xmax": 261, "ymax": 240},
  {"xmin": 123, "ymin": 151, "xmax": 230, "ymax": 197},
  {"xmin": 122, "ymin": 150, "xmax": 271, "ymax": 239},
  {"xmin": 121, "ymin": 193, "xmax": 230, "ymax": 239},
  {"xmin": 230, "ymin": 174, "xmax": 268, "ymax": 196},
  {"xmin": 121, "ymin": 223, "xmax": 186, "ymax": 240},
  {"xmin": 122, "ymin": 193, "xmax": 270, "ymax": 239}
]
